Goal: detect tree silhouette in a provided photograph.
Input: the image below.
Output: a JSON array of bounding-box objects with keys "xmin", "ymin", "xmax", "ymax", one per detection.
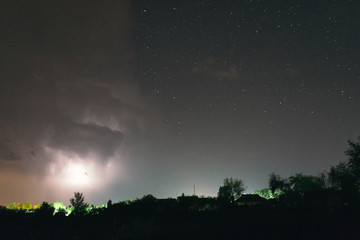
[
  {"xmin": 70, "ymin": 192, "xmax": 88, "ymax": 215},
  {"xmin": 345, "ymin": 137, "xmax": 360, "ymax": 191},
  {"xmin": 329, "ymin": 162, "xmax": 352, "ymax": 190},
  {"xmin": 36, "ymin": 202, "xmax": 55, "ymax": 217},
  {"xmin": 288, "ymin": 173, "xmax": 325, "ymax": 195},
  {"xmin": 327, "ymin": 137, "xmax": 360, "ymax": 205},
  {"xmin": 107, "ymin": 199, "xmax": 113, "ymax": 208},
  {"xmin": 269, "ymin": 172, "xmax": 288, "ymax": 194},
  {"xmin": 217, "ymin": 177, "xmax": 245, "ymax": 203},
  {"xmin": 269, "ymin": 172, "xmax": 327, "ymax": 206},
  {"xmin": 346, "ymin": 137, "xmax": 360, "ymax": 170}
]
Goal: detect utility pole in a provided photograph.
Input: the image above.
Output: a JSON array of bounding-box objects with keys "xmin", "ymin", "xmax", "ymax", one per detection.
[{"xmin": 193, "ymin": 184, "xmax": 196, "ymax": 196}]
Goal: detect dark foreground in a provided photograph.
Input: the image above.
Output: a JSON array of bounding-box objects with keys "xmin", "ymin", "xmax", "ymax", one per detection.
[{"xmin": 1, "ymin": 207, "xmax": 360, "ymax": 240}]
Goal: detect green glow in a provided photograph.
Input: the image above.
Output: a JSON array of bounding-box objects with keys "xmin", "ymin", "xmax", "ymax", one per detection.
[
  {"xmin": 6, "ymin": 202, "xmax": 36, "ymax": 213},
  {"xmin": 253, "ymin": 188, "xmax": 284, "ymax": 200},
  {"xmin": 124, "ymin": 200, "xmax": 133, "ymax": 205},
  {"xmin": 67, "ymin": 206, "xmax": 74, "ymax": 215},
  {"xmin": 51, "ymin": 201, "xmax": 72, "ymax": 216},
  {"xmin": 4, "ymin": 201, "xmax": 109, "ymax": 216},
  {"xmin": 6, "ymin": 203, "xmax": 16, "ymax": 210},
  {"xmin": 97, "ymin": 204, "xmax": 107, "ymax": 209},
  {"xmin": 85, "ymin": 205, "xmax": 92, "ymax": 214}
]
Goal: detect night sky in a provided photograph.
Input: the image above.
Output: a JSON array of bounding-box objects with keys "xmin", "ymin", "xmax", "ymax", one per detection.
[{"xmin": 1, "ymin": 0, "xmax": 360, "ymax": 205}]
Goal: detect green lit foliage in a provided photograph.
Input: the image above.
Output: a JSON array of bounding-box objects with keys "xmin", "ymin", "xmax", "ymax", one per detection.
[
  {"xmin": 97, "ymin": 204, "xmax": 107, "ymax": 209},
  {"xmin": 94, "ymin": 204, "xmax": 107, "ymax": 214},
  {"xmin": 6, "ymin": 203, "xmax": 17, "ymax": 210},
  {"xmin": 52, "ymin": 201, "xmax": 66, "ymax": 211},
  {"xmin": 123, "ymin": 200, "xmax": 133, "ymax": 205},
  {"xmin": 273, "ymin": 189, "xmax": 284, "ymax": 198},
  {"xmin": 55, "ymin": 208, "xmax": 67, "ymax": 216},
  {"xmin": 82, "ymin": 204, "xmax": 107, "ymax": 215},
  {"xmin": 3, "ymin": 200, "xmax": 111, "ymax": 216},
  {"xmin": 68, "ymin": 206, "xmax": 75, "ymax": 214},
  {"xmin": 52, "ymin": 201, "xmax": 71, "ymax": 216},
  {"xmin": 16, "ymin": 203, "xmax": 23, "ymax": 210},
  {"xmin": 23, "ymin": 202, "xmax": 32, "ymax": 211},
  {"xmin": 85, "ymin": 205, "xmax": 93, "ymax": 214},
  {"xmin": 6, "ymin": 201, "xmax": 54, "ymax": 214},
  {"xmin": 218, "ymin": 177, "xmax": 245, "ymax": 203},
  {"xmin": 253, "ymin": 188, "xmax": 283, "ymax": 200},
  {"xmin": 6, "ymin": 202, "xmax": 35, "ymax": 213}
]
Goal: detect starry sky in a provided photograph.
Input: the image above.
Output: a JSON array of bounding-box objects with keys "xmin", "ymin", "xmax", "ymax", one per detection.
[{"xmin": 1, "ymin": 0, "xmax": 360, "ymax": 205}]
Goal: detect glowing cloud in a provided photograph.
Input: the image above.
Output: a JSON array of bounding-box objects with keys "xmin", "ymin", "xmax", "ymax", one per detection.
[{"xmin": 45, "ymin": 148, "xmax": 122, "ymax": 192}]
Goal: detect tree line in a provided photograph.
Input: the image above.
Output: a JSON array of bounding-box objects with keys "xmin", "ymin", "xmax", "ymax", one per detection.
[
  {"xmin": 2, "ymin": 137, "xmax": 360, "ymax": 216},
  {"xmin": 218, "ymin": 136, "xmax": 360, "ymax": 208}
]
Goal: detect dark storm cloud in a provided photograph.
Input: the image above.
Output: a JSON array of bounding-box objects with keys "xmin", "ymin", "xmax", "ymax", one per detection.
[
  {"xmin": 48, "ymin": 118, "xmax": 123, "ymax": 160},
  {"xmin": 0, "ymin": 0, "xmax": 148, "ymax": 172},
  {"xmin": 0, "ymin": 142, "xmax": 20, "ymax": 161}
]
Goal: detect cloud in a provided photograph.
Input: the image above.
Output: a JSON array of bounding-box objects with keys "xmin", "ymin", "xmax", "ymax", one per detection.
[
  {"xmin": 0, "ymin": 143, "xmax": 20, "ymax": 161},
  {"xmin": 0, "ymin": 0, "xmax": 154, "ymax": 204},
  {"xmin": 48, "ymin": 119, "xmax": 124, "ymax": 160}
]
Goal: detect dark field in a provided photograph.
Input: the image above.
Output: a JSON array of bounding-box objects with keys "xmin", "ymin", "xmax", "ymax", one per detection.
[{"xmin": 1, "ymin": 206, "xmax": 359, "ymax": 240}]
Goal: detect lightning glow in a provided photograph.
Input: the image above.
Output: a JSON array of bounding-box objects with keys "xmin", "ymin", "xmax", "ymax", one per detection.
[{"xmin": 44, "ymin": 147, "xmax": 122, "ymax": 192}]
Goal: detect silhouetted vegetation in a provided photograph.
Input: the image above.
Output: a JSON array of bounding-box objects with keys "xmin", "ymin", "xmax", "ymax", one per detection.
[
  {"xmin": 70, "ymin": 192, "xmax": 89, "ymax": 216},
  {"xmin": 217, "ymin": 177, "xmax": 245, "ymax": 203},
  {"xmin": 265, "ymin": 137, "xmax": 360, "ymax": 208},
  {"xmin": 1, "ymin": 138, "xmax": 360, "ymax": 239},
  {"xmin": 36, "ymin": 202, "xmax": 55, "ymax": 217}
]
